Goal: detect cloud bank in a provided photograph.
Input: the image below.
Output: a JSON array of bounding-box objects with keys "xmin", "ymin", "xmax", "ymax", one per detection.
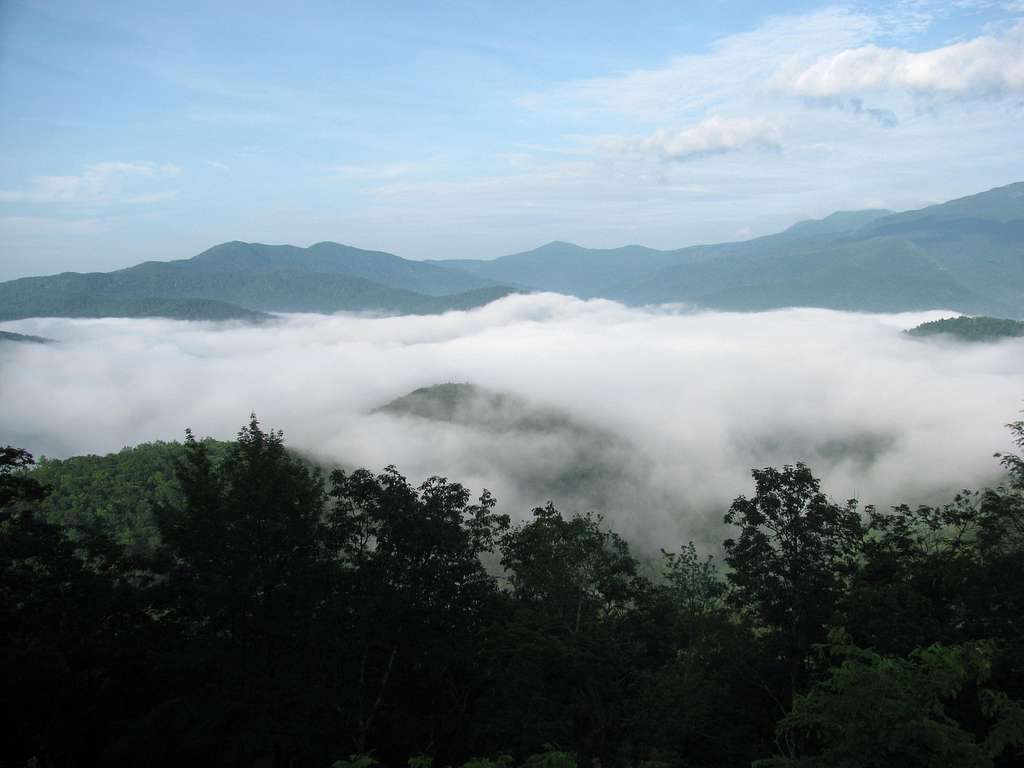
[
  {"xmin": 783, "ymin": 23, "xmax": 1024, "ymax": 100},
  {"xmin": 2, "ymin": 294, "xmax": 1022, "ymax": 551}
]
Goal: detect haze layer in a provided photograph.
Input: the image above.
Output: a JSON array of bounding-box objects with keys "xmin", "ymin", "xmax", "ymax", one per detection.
[{"xmin": 3, "ymin": 294, "xmax": 1020, "ymax": 548}]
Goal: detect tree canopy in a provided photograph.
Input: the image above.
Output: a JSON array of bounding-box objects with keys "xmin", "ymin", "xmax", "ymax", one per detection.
[{"xmin": 2, "ymin": 416, "xmax": 1024, "ymax": 767}]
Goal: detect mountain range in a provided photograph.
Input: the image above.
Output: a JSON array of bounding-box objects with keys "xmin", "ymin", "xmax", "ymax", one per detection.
[
  {"xmin": 436, "ymin": 182, "xmax": 1024, "ymax": 315},
  {"xmin": 1, "ymin": 181, "xmax": 1021, "ymax": 321}
]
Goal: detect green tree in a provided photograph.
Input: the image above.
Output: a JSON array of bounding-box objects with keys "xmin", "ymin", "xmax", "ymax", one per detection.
[
  {"xmin": 480, "ymin": 505, "xmax": 647, "ymax": 763},
  {"xmin": 145, "ymin": 416, "xmax": 333, "ymax": 766},
  {"xmin": 623, "ymin": 545, "xmax": 771, "ymax": 767},
  {"xmin": 0, "ymin": 446, "xmax": 47, "ymax": 511},
  {"xmin": 328, "ymin": 465, "xmax": 509, "ymax": 763},
  {"xmin": 723, "ymin": 463, "xmax": 864, "ymax": 702},
  {"xmin": 1, "ymin": 445, "xmax": 156, "ymax": 766},
  {"xmin": 759, "ymin": 635, "xmax": 1024, "ymax": 768}
]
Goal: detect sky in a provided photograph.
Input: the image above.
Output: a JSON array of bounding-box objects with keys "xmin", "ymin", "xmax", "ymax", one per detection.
[
  {"xmin": 4, "ymin": 298, "xmax": 1023, "ymax": 550},
  {"xmin": 1, "ymin": 0, "xmax": 1023, "ymax": 279}
]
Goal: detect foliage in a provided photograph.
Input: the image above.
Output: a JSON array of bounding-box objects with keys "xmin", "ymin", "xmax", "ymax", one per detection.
[
  {"xmin": 461, "ymin": 757, "xmax": 514, "ymax": 768},
  {"xmin": 3, "ymin": 415, "xmax": 1024, "ymax": 767},
  {"xmin": 907, "ymin": 315, "xmax": 1024, "ymax": 342},
  {"xmin": 521, "ymin": 748, "xmax": 577, "ymax": 768},
  {"xmin": 332, "ymin": 755, "xmax": 381, "ymax": 768},
  {"xmin": 758, "ymin": 634, "xmax": 1024, "ymax": 767},
  {"xmin": 31, "ymin": 440, "xmax": 229, "ymax": 555},
  {"xmin": 1, "ymin": 446, "xmax": 48, "ymax": 509},
  {"xmin": 500, "ymin": 503, "xmax": 643, "ymax": 631},
  {"xmin": 723, "ymin": 463, "xmax": 864, "ymax": 700}
]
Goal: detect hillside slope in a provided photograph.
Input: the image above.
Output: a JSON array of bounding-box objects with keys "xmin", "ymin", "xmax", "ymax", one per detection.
[
  {"xmin": 435, "ymin": 183, "xmax": 1024, "ymax": 316},
  {"xmin": 187, "ymin": 240, "xmax": 496, "ymax": 295},
  {"xmin": 906, "ymin": 315, "xmax": 1024, "ymax": 342},
  {"xmin": 5, "ymin": 182, "xmax": 1022, "ymax": 319},
  {"xmin": 621, "ymin": 182, "xmax": 1024, "ymax": 314},
  {"xmin": 0, "ymin": 243, "xmax": 517, "ymax": 320}
]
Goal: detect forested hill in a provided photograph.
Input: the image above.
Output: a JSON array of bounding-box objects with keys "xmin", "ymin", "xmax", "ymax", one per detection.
[
  {"xmin": 4, "ymin": 181, "xmax": 1022, "ymax": 320},
  {"xmin": 907, "ymin": 315, "xmax": 1024, "ymax": 342},
  {"xmin": 0, "ymin": 241, "xmax": 517, "ymax": 321},
  {"xmin": 437, "ymin": 181, "xmax": 1024, "ymax": 316},
  {"xmin": 4, "ymin": 416, "xmax": 1024, "ymax": 766},
  {"xmin": 376, "ymin": 383, "xmax": 654, "ymax": 514},
  {"xmin": 29, "ymin": 440, "xmax": 230, "ymax": 556},
  {"xmin": 0, "ymin": 330, "xmax": 52, "ymax": 344}
]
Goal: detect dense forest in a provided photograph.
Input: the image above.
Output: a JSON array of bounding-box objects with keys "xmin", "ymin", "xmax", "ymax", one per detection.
[
  {"xmin": 907, "ymin": 316, "xmax": 1024, "ymax": 342},
  {"xmin": 2, "ymin": 416, "xmax": 1024, "ymax": 767}
]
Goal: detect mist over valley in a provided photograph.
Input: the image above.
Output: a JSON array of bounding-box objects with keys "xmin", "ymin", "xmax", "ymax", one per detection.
[{"xmin": 4, "ymin": 294, "xmax": 1021, "ymax": 551}]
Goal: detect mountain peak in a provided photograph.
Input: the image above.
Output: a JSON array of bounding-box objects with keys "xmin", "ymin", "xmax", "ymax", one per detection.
[
  {"xmin": 537, "ymin": 240, "xmax": 583, "ymax": 251},
  {"xmin": 308, "ymin": 241, "xmax": 353, "ymax": 250}
]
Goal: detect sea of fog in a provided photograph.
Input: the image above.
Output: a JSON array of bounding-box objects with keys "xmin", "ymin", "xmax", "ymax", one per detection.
[{"xmin": 2, "ymin": 293, "xmax": 1022, "ymax": 549}]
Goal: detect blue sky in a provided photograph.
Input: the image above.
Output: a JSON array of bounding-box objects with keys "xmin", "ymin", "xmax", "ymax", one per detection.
[{"xmin": 1, "ymin": 0, "xmax": 1022, "ymax": 279}]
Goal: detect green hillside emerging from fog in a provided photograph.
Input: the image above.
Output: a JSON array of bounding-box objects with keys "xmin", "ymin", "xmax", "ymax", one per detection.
[
  {"xmin": 907, "ymin": 315, "xmax": 1024, "ymax": 342},
  {"xmin": 0, "ymin": 330, "xmax": 53, "ymax": 344}
]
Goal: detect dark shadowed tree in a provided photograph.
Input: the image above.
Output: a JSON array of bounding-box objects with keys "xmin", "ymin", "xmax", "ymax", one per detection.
[
  {"xmin": 142, "ymin": 416, "xmax": 333, "ymax": 766},
  {"xmin": 723, "ymin": 463, "xmax": 864, "ymax": 703},
  {"xmin": 621, "ymin": 543, "xmax": 773, "ymax": 767},
  {"xmin": 479, "ymin": 504, "xmax": 648, "ymax": 763},
  {"xmin": 328, "ymin": 465, "xmax": 509, "ymax": 764},
  {"xmin": 1, "ymin": 445, "xmax": 157, "ymax": 767},
  {"xmin": 0, "ymin": 446, "xmax": 48, "ymax": 511}
]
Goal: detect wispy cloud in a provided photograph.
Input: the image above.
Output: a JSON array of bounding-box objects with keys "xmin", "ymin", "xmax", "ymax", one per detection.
[
  {"xmin": 517, "ymin": 8, "xmax": 879, "ymax": 120},
  {"xmin": 0, "ymin": 215, "xmax": 105, "ymax": 235},
  {"xmin": 597, "ymin": 116, "xmax": 783, "ymax": 162},
  {"xmin": 0, "ymin": 162, "xmax": 180, "ymax": 205}
]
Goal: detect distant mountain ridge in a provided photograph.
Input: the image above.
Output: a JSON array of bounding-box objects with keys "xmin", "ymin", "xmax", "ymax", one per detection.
[
  {"xmin": 0, "ymin": 241, "xmax": 518, "ymax": 321},
  {"xmin": 435, "ymin": 182, "xmax": 1024, "ymax": 316},
  {"xmin": 187, "ymin": 240, "xmax": 494, "ymax": 295},
  {"xmin": 1, "ymin": 181, "xmax": 1021, "ymax": 320}
]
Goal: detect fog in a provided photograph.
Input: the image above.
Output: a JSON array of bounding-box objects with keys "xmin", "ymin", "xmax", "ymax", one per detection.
[{"xmin": 2, "ymin": 294, "xmax": 1022, "ymax": 550}]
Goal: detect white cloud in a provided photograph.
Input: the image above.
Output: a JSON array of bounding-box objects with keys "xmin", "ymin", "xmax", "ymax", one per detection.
[
  {"xmin": 2, "ymin": 296, "xmax": 1022, "ymax": 551},
  {"xmin": 597, "ymin": 116, "xmax": 783, "ymax": 162},
  {"xmin": 0, "ymin": 162, "xmax": 181, "ymax": 205},
  {"xmin": 782, "ymin": 22, "xmax": 1024, "ymax": 99}
]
